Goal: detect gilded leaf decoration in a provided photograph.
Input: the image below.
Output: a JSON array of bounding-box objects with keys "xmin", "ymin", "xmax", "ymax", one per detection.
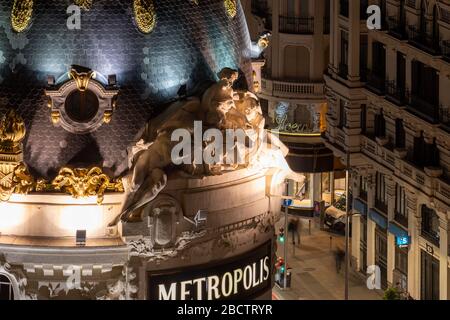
[
  {"xmin": 74, "ymin": 0, "xmax": 93, "ymax": 10},
  {"xmin": 11, "ymin": 0, "xmax": 34, "ymax": 33},
  {"xmin": 224, "ymin": 0, "xmax": 237, "ymax": 18},
  {"xmin": 134, "ymin": 0, "xmax": 157, "ymax": 34}
]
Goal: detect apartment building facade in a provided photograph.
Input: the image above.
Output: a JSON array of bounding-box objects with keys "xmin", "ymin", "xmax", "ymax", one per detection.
[
  {"xmin": 243, "ymin": 0, "xmax": 347, "ymax": 214},
  {"xmin": 324, "ymin": 0, "xmax": 450, "ymax": 300}
]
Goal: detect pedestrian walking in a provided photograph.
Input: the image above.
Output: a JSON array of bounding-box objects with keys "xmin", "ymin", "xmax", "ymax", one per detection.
[
  {"xmin": 288, "ymin": 218, "xmax": 300, "ymax": 245},
  {"xmin": 334, "ymin": 247, "xmax": 345, "ymax": 273}
]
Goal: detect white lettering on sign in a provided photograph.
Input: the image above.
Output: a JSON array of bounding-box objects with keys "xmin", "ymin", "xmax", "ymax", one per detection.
[
  {"xmin": 274, "ymin": 114, "xmax": 314, "ymax": 133},
  {"xmin": 155, "ymin": 256, "xmax": 270, "ymax": 300}
]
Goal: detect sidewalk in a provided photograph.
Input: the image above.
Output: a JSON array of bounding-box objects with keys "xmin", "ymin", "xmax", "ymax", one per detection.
[{"xmin": 273, "ymin": 216, "xmax": 383, "ymax": 300}]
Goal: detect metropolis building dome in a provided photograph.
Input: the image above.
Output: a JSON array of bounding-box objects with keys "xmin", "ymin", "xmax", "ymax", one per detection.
[{"xmin": 0, "ymin": 0, "xmax": 292, "ymax": 300}]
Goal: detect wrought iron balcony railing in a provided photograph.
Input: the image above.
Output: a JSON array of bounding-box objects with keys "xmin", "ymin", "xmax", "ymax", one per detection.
[
  {"xmin": 279, "ymin": 16, "xmax": 314, "ymax": 34},
  {"xmin": 407, "ymin": 25, "xmax": 441, "ymax": 55},
  {"xmin": 442, "ymin": 40, "xmax": 450, "ymax": 62},
  {"xmin": 407, "ymin": 93, "xmax": 440, "ymax": 123},
  {"xmin": 387, "ymin": 16, "xmax": 407, "ymax": 40},
  {"xmin": 385, "ymin": 80, "xmax": 407, "ymax": 105},
  {"xmin": 366, "ymin": 70, "xmax": 386, "ymax": 95}
]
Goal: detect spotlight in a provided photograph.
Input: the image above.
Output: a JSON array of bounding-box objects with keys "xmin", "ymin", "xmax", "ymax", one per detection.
[{"xmin": 76, "ymin": 230, "xmax": 87, "ymax": 246}]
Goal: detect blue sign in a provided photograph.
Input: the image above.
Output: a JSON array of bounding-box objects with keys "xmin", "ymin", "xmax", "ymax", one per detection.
[
  {"xmin": 396, "ymin": 236, "xmax": 410, "ymax": 247},
  {"xmin": 283, "ymin": 199, "xmax": 293, "ymax": 207}
]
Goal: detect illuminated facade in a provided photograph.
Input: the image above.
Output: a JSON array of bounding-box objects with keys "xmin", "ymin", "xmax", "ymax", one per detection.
[
  {"xmin": 0, "ymin": 0, "xmax": 292, "ymax": 300},
  {"xmin": 243, "ymin": 0, "xmax": 346, "ymax": 217},
  {"xmin": 324, "ymin": 0, "xmax": 450, "ymax": 300}
]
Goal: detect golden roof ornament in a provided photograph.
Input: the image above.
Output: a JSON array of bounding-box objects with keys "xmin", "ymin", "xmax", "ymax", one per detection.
[
  {"xmin": 224, "ymin": 0, "xmax": 237, "ymax": 19},
  {"xmin": 134, "ymin": 0, "xmax": 156, "ymax": 34},
  {"xmin": 0, "ymin": 109, "xmax": 26, "ymax": 154},
  {"xmin": 51, "ymin": 167, "xmax": 124, "ymax": 205},
  {"xmin": 11, "ymin": 0, "xmax": 34, "ymax": 33},
  {"xmin": 74, "ymin": 0, "xmax": 93, "ymax": 10},
  {"xmin": 69, "ymin": 66, "xmax": 96, "ymax": 92}
]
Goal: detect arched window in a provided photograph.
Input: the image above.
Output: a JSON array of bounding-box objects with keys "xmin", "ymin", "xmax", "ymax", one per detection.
[{"xmin": 0, "ymin": 274, "xmax": 14, "ymax": 300}]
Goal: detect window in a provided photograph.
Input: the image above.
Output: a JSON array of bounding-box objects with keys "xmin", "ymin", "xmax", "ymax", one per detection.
[
  {"xmin": 425, "ymin": 139, "xmax": 440, "ymax": 168},
  {"xmin": 360, "ymin": 104, "xmax": 367, "ymax": 134},
  {"xmin": 376, "ymin": 172, "xmax": 388, "ymax": 212},
  {"xmin": 413, "ymin": 132, "xmax": 426, "ymax": 167},
  {"xmin": 374, "ymin": 111, "xmax": 386, "ymax": 138},
  {"xmin": 395, "ymin": 184, "xmax": 407, "ymax": 226},
  {"xmin": 359, "ymin": 176, "xmax": 368, "ymax": 200},
  {"xmin": 395, "ymin": 119, "xmax": 405, "ymax": 149},
  {"xmin": 411, "ymin": 60, "xmax": 439, "ymax": 121},
  {"xmin": 421, "ymin": 205, "xmax": 440, "ymax": 246},
  {"xmin": 0, "ymin": 274, "xmax": 14, "ymax": 300},
  {"xmin": 339, "ymin": 31, "xmax": 349, "ymax": 77},
  {"xmin": 339, "ymin": 100, "xmax": 346, "ymax": 128},
  {"xmin": 360, "ymin": 35, "xmax": 368, "ymax": 80},
  {"xmin": 64, "ymin": 90, "xmax": 99, "ymax": 123},
  {"xmin": 340, "ymin": 0, "xmax": 349, "ymax": 18},
  {"xmin": 395, "ymin": 246, "xmax": 408, "ymax": 276}
]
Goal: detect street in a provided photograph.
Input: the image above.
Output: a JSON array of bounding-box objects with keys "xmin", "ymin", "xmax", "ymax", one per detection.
[{"xmin": 273, "ymin": 216, "xmax": 383, "ymax": 300}]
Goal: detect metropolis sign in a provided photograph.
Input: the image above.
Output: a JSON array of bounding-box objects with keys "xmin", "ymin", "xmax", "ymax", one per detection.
[{"xmin": 147, "ymin": 241, "xmax": 272, "ymax": 300}]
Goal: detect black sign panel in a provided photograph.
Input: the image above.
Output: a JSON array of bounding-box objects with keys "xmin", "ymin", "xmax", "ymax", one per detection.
[{"xmin": 147, "ymin": 241, "xmax": 272, "ymax": 300}]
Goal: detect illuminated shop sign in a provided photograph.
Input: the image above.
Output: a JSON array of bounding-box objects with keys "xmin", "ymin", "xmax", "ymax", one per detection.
[
  {"xmin": 147, "ymin": 241, "xmax": 272, "ymax": 300},
  {"xmin": 396, "ymin": 236, "xmax": 410, "ymax": 248},
  {"xmin": 273, "ymin": 114, "xmax": 316, "ymax": 134}
]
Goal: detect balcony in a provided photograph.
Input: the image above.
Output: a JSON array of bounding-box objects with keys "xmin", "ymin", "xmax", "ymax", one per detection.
[
  {"xmin": 260, "ymin": 78, "xmax": 325, "ymax": 100},
  {"xmin": 385, "ymin": 80, "xmax": 407, "ymax": 106},
  {"xmin": 442, "ymin": 40, "xmax": 450, "ymax": 62},
  {"xmin": 439, "ymin": 105, "xmax": 450, "ymax": 131},
  {"xmin": 407, "ymin": 94, "xmax": 440, "ymax": 124},
  {"xmin": 366, "ymin": 70, "xmax": 386, "ymax": 95},
  {"xmin": 387, "ymin": 16, "xmax": 407, "ymax": 40},
  {"xmin": 279, "ymin": 16, "xmax": 314, "ymax": 34},
  {"xmin": 407, "ymin": 25, "xmax": 441, "ymax": 55}
]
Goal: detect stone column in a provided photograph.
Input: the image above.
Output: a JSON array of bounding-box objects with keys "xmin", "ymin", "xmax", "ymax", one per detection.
[
  {"xmin": 352, "ymin": 215, "xmax": 361, "ymax": 270},
  {"xmin": 330, "ymin": 171, "xmax": 335, "ymax": 204},
  {"xmin": 439, "ymin": 216, "xmax": 449, "ymax": 300},
  {"xmin": 387, "ymin": 232, "xmax": 396, "ymax": 286},
  {"xmin": 407, "ymin": 191, "xmax": 420, "ymax": 299},
  {"xmin": 367, "ymin": 172, "xmax": 376, "ymax": 267}
]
